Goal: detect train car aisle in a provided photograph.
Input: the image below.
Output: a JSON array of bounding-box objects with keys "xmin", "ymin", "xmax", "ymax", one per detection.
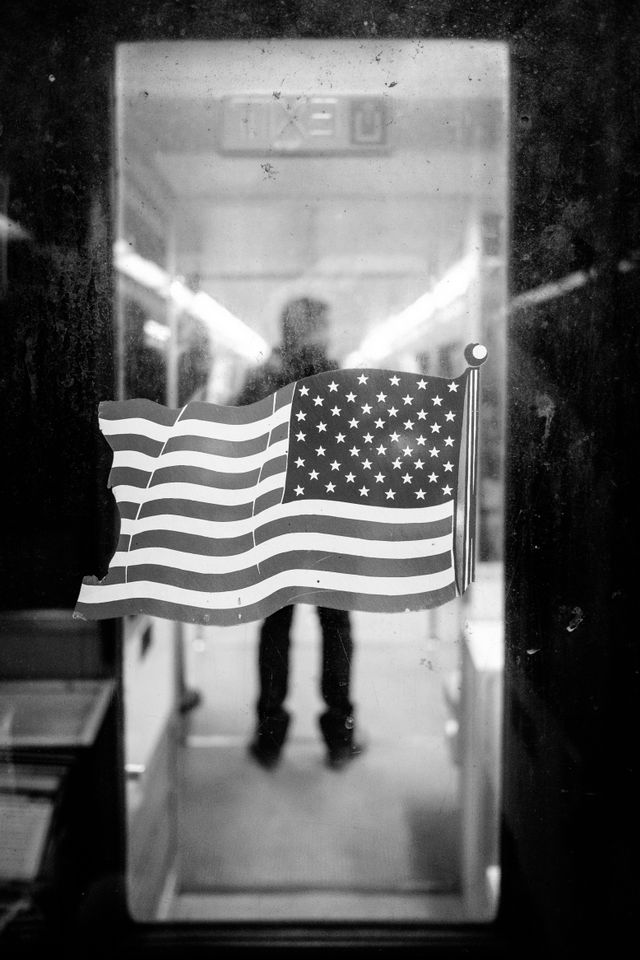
[{"xmin": 166, "ymin": 608, "xmax": 463, "ymax": 920}]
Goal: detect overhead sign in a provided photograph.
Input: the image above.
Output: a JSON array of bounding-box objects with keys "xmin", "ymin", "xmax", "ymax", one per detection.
[{"xmin": 220, "ymin": 95, "xmax": 389, "ymax": 154}]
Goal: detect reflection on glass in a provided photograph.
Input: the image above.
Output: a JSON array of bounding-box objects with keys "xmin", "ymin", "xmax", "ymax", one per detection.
[{"xmin": 116, "ymin": 39, "xmax": 508, "ymax": 924}]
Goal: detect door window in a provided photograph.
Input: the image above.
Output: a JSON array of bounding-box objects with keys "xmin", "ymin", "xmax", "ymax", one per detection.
[{"xmin": 115, "ymin": 38, "xmax": 508, "ymax": 924}]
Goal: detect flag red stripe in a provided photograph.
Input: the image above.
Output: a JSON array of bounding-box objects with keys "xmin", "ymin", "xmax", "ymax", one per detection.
[
  {"xmin": 164, "ymin": 433, "xmax": 271, "ymax": 458},
  {"xmin": 122, "ymin": 513, "xmax": 452, "ymax": 556},
  {"xmin": 253, "ymin": 489, "xmax": 285, "ymax": 514},
  {"xmin": 108, "ymin": 434, "xmax": 166, "ymax": 456},
  {"xmin": 148, "ymin": 465, "xmax": 262, "ymax": 490},
  {"xmin": 137, "ymin": 498, "xmax": 255, "ymax": 523},
  {"xmin": 114, "ymin": 550, "xmax": 453, "ymax": 592},
  {"xmin": 99, "ymin": 398, "xmax": 180, "ymax": 425}
]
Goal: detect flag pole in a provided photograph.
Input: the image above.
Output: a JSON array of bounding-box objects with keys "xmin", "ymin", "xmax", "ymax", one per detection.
[{"xmin": 460, "ymin": 343, "xmax": 488, "ymax": 595}]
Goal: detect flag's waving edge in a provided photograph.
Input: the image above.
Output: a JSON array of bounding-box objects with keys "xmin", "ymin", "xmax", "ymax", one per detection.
[{"xmin": 74, "ymin": 348, "xmax": 487, "ymax": 625}]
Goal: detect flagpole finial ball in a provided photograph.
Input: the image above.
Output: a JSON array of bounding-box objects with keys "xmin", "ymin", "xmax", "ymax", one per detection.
[{"xmin": 464, "ymin": 343, "xmax": 488, "ymax": 367}]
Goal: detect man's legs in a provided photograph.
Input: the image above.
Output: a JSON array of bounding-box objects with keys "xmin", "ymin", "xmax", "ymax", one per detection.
[
  {"xmin": 249, "ymin": 605, "xmax": 294, "ymax": 767},
  {"xmin": 317, "ymin": 607, "xmax": 363, "ymax": 767}
]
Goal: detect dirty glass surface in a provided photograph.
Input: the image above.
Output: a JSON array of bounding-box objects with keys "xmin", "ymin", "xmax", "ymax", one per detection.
[{"xmin": 115, "ymin": 39, "xmax": 508, "ymax": 923}]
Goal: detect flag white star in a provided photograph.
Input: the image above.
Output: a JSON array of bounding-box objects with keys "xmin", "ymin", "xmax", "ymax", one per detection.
[
  {"xmin": 330, "ymin": 406, "xmax": 341, "ymax": 416},
  {"xmin": 416, "ymin": 435, "xmax": 426, "ymax": 446},
  {"xmin": 358, "ymin": 374, "xmax": 369, "ymax": 384},
  {"xmin": 417, "ymin": 409, "xmax": 427, "ymax": 420},
  {"xmin": 363, "ymin": 432, "xmax": 373, "ymax": 443},
  {"xmin": 330, "ymin": 460, "xmax": 341, "ymax": 471},
  {"xmin": 314, "ymin": 395, "xmax": 324, "ymax": 406},
  {"xmin": 442, "ymin": 484, "xmax": 452, "ymax": 496},
  {"xmin": 361, "ymin": 403, "xmax": 372, "ymax": 414},
  {"xmin": 387, "ymin": 406, "xmax": 398, "ymax": 417},
  {"xmin": 374, "ymin": 472, "xmax": 385, "ymax": 483},
  {"xmin": 414, "ymin": 458, "xmax": 424, "ymax": 470},
  {"xmin": 299, "ymin": 385, "xmax": 309, "ymax": 396},
  {"xmin": 402, "ymin": 473, "xmax": 413, "ymax": 484},
  {"xmin": 346, "ymin": 392, "xmax": 356, "ymax": 402},
  {"xmin": 374, "ymin": 418, "xmax": 385, "ymax": 429},
  {"xmin": 385, "ymin": 489, "xmax": 396, "ymax": 499},
  {"xmin": 296, "ymin": 431, "xmax": 306, "ymax": 441},
  {"xmin": 309, "ymin": 469, "xmax": 319, "ymax": 480},
  {"xmin": 294, "ymin": 485, "xmax": 304, "ymax": 496},
  {"xmin": 295, "ymin": 411, "xmax": 307, "ymax": 421},
  {"xmin": 389, "ymin": 375, "xmax": 400, "ymax": 386},
  {"xmin": 429, "ymin": 446, "xmax": 440, "ymax": 457},
  {"xmin": 358, "ymin": 486, "xmax": 369, "ymax": 497},
  {"xmin": 445, "ymin": 411, "xmax": 456, "ymax": 421},
  {"xmin": 345, "ymin": 472, "xmax": 355, "ymax": 483},
  {"xmin": 444, "ymin": 461, "xmax": 454, "ymax": 472},
  {"xmin": 336, "ymin": 433, "xmax": 345, "ymax": 443},
  {"xmin": 389, "ymin": 431, "xmax": 400, "ymax": 443},
  {"xmin": 428, "ymin": 472, "xmax": 438, "ymax": 483},
  {"xmin": 448, "ymin": 381, "xmax": 459, "ymax": 392},
  {"xmin": 328, "ymin": 381, "xmax": 339, "ymax": 392},
  {"xmin": 417, "ymin": 379, "xmax": 428, "ymax": 390},
  {"xmin": 349, "ymin": 417, "xmax": 359, "ymax": 428},
  {"xmin": 316, "ymin": 446, "xmax": 326, "ymax": 456},
  {"xmin": 361, "ymin": 459, "xmax": 372, "ymax": 470},
  {"xmin": 402, "ymin": 394, "xmax": 413, "ymax": 405},
  {"xmin": 325, "ymin": 481, "xmax": 336, "ymax": 493},
  {"xmin": 404, "ymin": 419, "xmax": 414, "ymax": 430},
  {"xmin": 349, "ymin": 446, "xmax": 360, "ymax": 457},
  {"xmin": 432, "ymin": 395, "xmax": 442, "ymax": 406},
  {"xmin": 376, "ymin": 444, "xmax": 387, "ymax": 456},
  {"xmin": 430, "ymin": 423, "xmax": 441, "ymax": 433},
  {"xmin": 444, "ymin": 436, "xmax": 454, "ymax": 447},
  {"xmin": 295, "ymin": 457, "xmax": 305, "ymax": 467},
  {"xmin": 376, "ymin": 392, "xmax": 387, "ymax": 402},
  {"xmin": 317, "ymin": 422, "xmax": 327, "ymax": 432},
  {"xmin": 392, "ymin": 457, "xmax": 402, "ymax": 469},
  {"xmin": 402, "ymin": 445, "xmax": 413, "ymax": 457},
  {"xmin": 415, "ymin": 488, "xmax": 426, "ymax": 499}
]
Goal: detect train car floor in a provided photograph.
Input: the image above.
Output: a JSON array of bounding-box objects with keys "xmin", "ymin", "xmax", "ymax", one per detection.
[{"xmin": 165, "ymin": 607, "xmax": 463, "ymax": 921}]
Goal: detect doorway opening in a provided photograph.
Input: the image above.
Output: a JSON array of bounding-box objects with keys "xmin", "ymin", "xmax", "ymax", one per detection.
[{"xmin": 115, "ymin": 38, "xmax": 508, "ymax": 923}]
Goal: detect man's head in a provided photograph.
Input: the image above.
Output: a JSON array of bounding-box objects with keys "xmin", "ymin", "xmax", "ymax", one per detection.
[{"xmin": 280, "ymin": 297, "xmax": 329, "ymax": 357}]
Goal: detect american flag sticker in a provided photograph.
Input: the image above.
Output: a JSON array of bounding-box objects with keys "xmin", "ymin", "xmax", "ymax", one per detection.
[{"xmin": 75, "ymin": 346, "xmax": 487, "ymax": 625}]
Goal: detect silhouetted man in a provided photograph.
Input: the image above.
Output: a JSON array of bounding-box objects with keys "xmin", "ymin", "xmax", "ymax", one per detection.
[{"xmin": 236, "ymin": 297, "xmax": 364, "ymax": 771}]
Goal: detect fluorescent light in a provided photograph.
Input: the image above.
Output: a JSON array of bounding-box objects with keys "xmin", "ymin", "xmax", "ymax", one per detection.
[
  {"xmin": 114, "ymin": 241, "xmax": 169, "ymax": 293},
  {"xmin": 191, "ymin": 290, "xmax": 269, "ymax": 364},
  {"xmin": 114, "ymin": 240, "xmax": 270, "ymax": 364},
  {"xmin": 143, "ymin": 319, "xmax": 171, "ymax": 344},
  {"xmin": 345, "ymin": 252, "xmax": 479, "ymax": 366},
  {"xmin": 0, "ymin": 214, "xmax": 30, "ymax": 240}
]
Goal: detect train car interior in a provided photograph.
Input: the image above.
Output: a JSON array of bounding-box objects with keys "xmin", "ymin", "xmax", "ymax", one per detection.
[{"xmin": 115, "ymin": 38, "xmax": 508, "ymax": 924}]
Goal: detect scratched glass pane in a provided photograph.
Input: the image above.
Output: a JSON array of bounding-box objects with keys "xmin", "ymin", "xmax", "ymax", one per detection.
[{"xmin": 115, "ymin": 39, "xmax": 508, "ymax": 923}]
